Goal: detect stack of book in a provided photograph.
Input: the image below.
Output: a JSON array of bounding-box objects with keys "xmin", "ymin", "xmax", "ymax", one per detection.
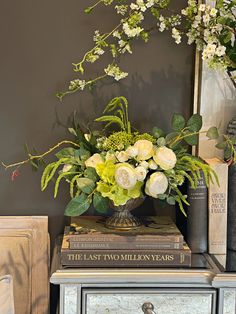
[{"xmin": 61, "ymin": 216, "xmax": 191, "ymax": 267}]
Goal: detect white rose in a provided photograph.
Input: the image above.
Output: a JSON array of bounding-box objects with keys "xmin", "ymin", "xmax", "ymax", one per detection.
[
  {"xmin": 115, "ymin": 164, "xmax": 137, "ymax": 189},
  {"xmin": 126, "ymin": 146, "xmax": 138, "ymax": 158},
  {"xmin": 139, "ymin": 161, "xmax": 149, "ymax": 169},
  {"xmin": 145, "ymin": 172, "xmax": 168, "ymax": 198},
  {"xmin": 85, "ymin": 153, "xmax": 104, "ymax": 168},
  {"xmin": 134, "ymin": 140, "xmax": 154, "ymax": 160},
  {"xmin": 116, "ymin": 151, "xmax": 129, "ymax": 162},
  {"xmin": 148, "ymin": 159, "xmax": 158, "ymax": 170},
  {"xmin": 62, "ymin": 164, "xmax": 73, "ymax": 172},
  {"xmin": 135, "ymin": 166, "xmax": 147, "ymax": 181},
  {"xmin": 153, "ymin": 146, "xmax": 177, "ymax": 170},
  {"xmin": 105, "ymin": 152, "xmax": 116, "ymax": 163}
]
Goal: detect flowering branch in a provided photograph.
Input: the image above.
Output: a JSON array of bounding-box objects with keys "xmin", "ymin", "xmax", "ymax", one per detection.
[{"xmin": 2, "ymin": 140, "xmax": 80, "ymax": 170}]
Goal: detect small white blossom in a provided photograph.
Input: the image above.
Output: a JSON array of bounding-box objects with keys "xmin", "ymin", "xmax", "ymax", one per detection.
[
  {"xmin": 116, "ymin": 151, "xmax": 130, "ymax": 162},
  {"xmin": 139, "ymin": 161, "xmax": 149, "ymax": 169},
  {"xmin": 93, "ymin": 30, "xmax": 100, "ymax": 42},
  {"xmin": 69, "ymin": 79, "xmax": 86, "ymax": 91},
  {"xmin": 136, "ymin": 0, "xmax": 147, "ymax": 12},
  {"xmin": 199, "ymin": 4, "xmax": 206, "ymax": 12},
  {"xmin": 115, "ymin": 5, "xmax": 128, "ymax": 15},
  {"xmin": 159, "ymin": 22, "xmax": 166, "ymax": 32},
  {"xmin": 203, "ymin": 14, "xmax": 210, "ymax": 25},
  {"xmin": 210, "ymin": 8, "xmax": 218, "ymax": 17},
  {"xmin": 135, "ymin": 166, "xmax": 147, "ymax": 181},
  {"xmin": 104, "ymin": 64, "xmax": 128, "ymax": 81},
  {"xmin": 123, "ymin": 22, "xmax": 143, "ymax": 38},
  {"xmin": 216, "ymin": 45, "xmax": 226, "ymax": 57},
  {"xmin": 172, "ymin": 28, "xmax": 181, "ymax": 44},
  {"xmin": 130, "ymin": 3, "xmax": 139, "ymax": 10},
  {"xmin": 148, "ymin": 159, "xmax": 158, "ymax": 170},
  {"xmin": 113, "ymin": 30, "xmax": 121, "ymax": 39},
  {"xmin": 126, "ymin": 146, "xmax": 138, "ymax": 158},
  {"xmin": 146, "ymin": 0, "xmax": 155, "ymax": 8},
  {"xmin": 94, "ymin": 47, "xmax": 105, "ymax": 56}
]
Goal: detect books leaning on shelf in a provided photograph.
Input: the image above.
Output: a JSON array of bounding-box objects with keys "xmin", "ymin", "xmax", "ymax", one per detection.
[
  {"xmin": 203, "ymin": 158, "xmax": 228, "ymax": 255},
  {"xmin": 61, "ymin": 216, "xmax": 191, "ymax": 267}
]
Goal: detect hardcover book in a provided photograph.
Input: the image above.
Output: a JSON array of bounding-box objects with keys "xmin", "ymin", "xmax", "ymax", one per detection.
[
  {"xmin": 227, "ymin": 164, "xmax": 236, "ymax": 251},
  {"xmin": 64, "ymin": 216, "xmax": 184, "ymax": 250},
  {"xmin": 204, "ymin": 158, "xmax": 228, "ymax": 254},
  {"xmin": 61, "ymin": 244, "xmax": 191, "ymax": 268},
  {"xmin": 186, "ymin": 171, "xmax": 208, "ymax": 253}
]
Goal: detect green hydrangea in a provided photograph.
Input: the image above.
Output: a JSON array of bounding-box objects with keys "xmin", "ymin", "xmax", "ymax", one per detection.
[{"xmin": 102, "ymin": 131, "xmax": 133, "ymax": 151}]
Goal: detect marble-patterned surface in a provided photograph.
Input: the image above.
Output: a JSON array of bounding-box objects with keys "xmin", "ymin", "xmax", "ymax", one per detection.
[
  {"xmin": 64, "ymin": 286, "xmax": 78, "ymax": 314},
  {"xmin": 85, "ymin": 293, "xmax": 213, "ymax": 314},
  {"xmin": 223, "ymin": 289, "xmax": 236, "ymax": 314}
]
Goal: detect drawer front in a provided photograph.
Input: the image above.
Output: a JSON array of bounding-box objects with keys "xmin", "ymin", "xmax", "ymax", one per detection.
[{"xmin": 83, "ymin": 289, "xmax": 216, "ymax": 314}]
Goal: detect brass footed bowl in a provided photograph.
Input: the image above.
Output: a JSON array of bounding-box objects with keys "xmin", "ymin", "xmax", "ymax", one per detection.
[{"xmin": 105, "ymin": 197, "xmax": 145, "ymax": 231}]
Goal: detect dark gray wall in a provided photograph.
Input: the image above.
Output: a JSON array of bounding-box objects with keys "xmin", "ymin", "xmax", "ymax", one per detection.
[{"xmin": 0, "ymin": 1, "xmax": 194, "ymax": 248}]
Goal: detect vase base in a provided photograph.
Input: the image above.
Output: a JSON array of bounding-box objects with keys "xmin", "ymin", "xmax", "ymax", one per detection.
[{"xmin": 105, "ymin": 210, "xmax": 142, "ymax": 231}]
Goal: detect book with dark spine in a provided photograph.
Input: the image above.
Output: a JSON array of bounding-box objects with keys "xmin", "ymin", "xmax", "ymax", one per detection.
[
  {"xmin": 227, "ymin": 164, "xmax": 236, "ymax": 251},
  {"xmin": 65, "ymin": 216, "xmax": 184, "ymax": 246},
  {"xmin": 186, "ymin": 171, "xmax": 208, "ymax": 253},
  {"xmin": 61, "ymin": 246, "xmax": 191, "ymax": 267}
]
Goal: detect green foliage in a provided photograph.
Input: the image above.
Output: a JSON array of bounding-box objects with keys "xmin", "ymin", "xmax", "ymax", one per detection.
[
  {"xmin": 93, "ymin": 192, "xmax": 109, "ymax": 213},
  {"xmin": 206, "ymin": 126, "xmax": 220, "ymax": 140},
  {"xmin": 187, "ymin": 114, "xmax": 202, "ymax": 132},
  {"xmin": 172, "ymin": 114, "xmax": 186, "ymax": 131},
  {"xmin": 77, "ymin": 178, "xmax": 96, "ymax": 194},
  {"xmin": 95, "ymin": 96, "xmax": 131, "ymax": 134},
  {"xmin": 64, "ymin": 193, "xmax": 91, "ymax": 217},
  {"xmin": 153, "ymin": 127, "xmax": 165, "ymax": 138}
]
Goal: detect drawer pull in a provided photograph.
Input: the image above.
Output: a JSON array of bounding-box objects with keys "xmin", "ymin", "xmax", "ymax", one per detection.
[{"xmin": 142, "ymin": 302, "xmax": 156, "ymax": 314}]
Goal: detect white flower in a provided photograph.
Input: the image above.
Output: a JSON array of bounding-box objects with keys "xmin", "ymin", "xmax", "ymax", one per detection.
[
  {"xmin": 140, "ymin": 161, "xmax": 149, "ymax": 169},
  {"xmin": 203, "ymin": 14, "xmax": 210, "ymax": 24},
  {"xmin": 113, "ymin": 30, "xmax": 121, "ymax": 39},
  {"xmin": 136, "ymin": 0, "xmax": 146, "ymax": 12},
  {"xmin": 130, "ymin": 3, "xmax": 139, "ymax": 10},
  {"xmin": 115, "ymin": 5, "xmax": 128, "ymax": 15},
  {"xmin": 115, "ymin": 164, "xmax": 137, "ymax": 189},
  {"xmin": 105, "ymin": 152, "xmax": 116, "ymax": 163},
  {"xmin": 134, "ymin": 140, "xmax": 154, "ymax": 160},
  {"xmin": 199, "ymin": 4, "xmax": 206, "ymax": 12},
  {"xmin": 69, "ymin": 79, "xmax": 86, "ymax": 91},
  {"xmin": 135, "ymin": 166, "xmax": 147, "ymax": 181},
  {"xmin": 210, "ymin": 8, "xmax": 218, "ymax": 17},
  {"xmin": 203, "ymin": 43, "xmax": 217, "ymax": 60},
  {"xmin": 116, "ymin": 151, "xmax": 129, "ymax": 162},
  {"xmin": 94, "ymin": 47, "xmax": 105, "ymax": 56},
  {"xmin": 148, "ymin": 159, "xmax": 158, "ymax": 170},
  {"xmin": 159, "ymin": 22, "xmax": 166, "ymax": 32},
  {"xmin": 104, "ymin": 64, "xmax": 128, "ymax": 81},
  {"xmin": 123, "ymin": 22, "xmax": 143, "ymax": 38},
  {"xmin": 145, "ymin": 172, "xmax": 168, "ymax": 198},
  {"xmin": 85, "ymin": 153, "xmax": 104, "ymax": 168},
  {"xmin": 146, "ymin": 0, "xmax": 155, "ymax": 8},
  {"xmin": 181, "ymin": 9, "xmax": 187, "ymax": 16},
  {"xmin": 153, "ymin": 146, "xmax": 177, "ymax": 170},
  {"xmin": 172, "ymin": 28, "xmax": 181, "ymax": 44},
  {"xmin": 216, "ymin": 45, "xmax": 226, "ymax": 57},
  {"xmin": 126, "ymin": 146, "xmax": 138, "ymax": 158},
  {"xmin": 62, "ymin": 164, "xmax": 73, "ymax": 173}
]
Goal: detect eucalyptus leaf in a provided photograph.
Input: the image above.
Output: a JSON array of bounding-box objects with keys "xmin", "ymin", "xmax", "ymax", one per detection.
[
  {"xmin": 167, "ymin": 196, "xmax": 176, "ymax": 205},
  {"xmin": 77, "ymin": 177, "xmax": 95, "ymax": 194},
  {"xmin": 64, "ymin": 193, "xmax": 91, "ymax": 216},
  {"xmin": 153, "ymin": 127, "xmax": 165, "ymax": 139},
  {"xmin": 93, "ymin": 193, "xmax": 109, "ymax": 214},
  {"xmin": 184, "ymin": 132, "xmax": 198, "ymax": 146},
  {"xmin": 187, "ymin": 114, "xmax": 202, "ymax": 132},
  {"xmin": 84, "ymin": 167, "xmax": 99, "ymax": 181},
  {"xmin": 172, "ymin": 113, "xmax": 186, "ymax": 131},
  {"xmin": 215, "ymin": 141, "xmax": 227, "ymax": 150},
  {"xmin": 157, "ymin": 137, "xmax": 166, "ymax": 147},
  {"xmin": 56, "ymin": 148, "xmax": 76, "ymax": 159},
  {"xmin": 206, "ymin": 126, "xmax": 219, "ymax": 140}
]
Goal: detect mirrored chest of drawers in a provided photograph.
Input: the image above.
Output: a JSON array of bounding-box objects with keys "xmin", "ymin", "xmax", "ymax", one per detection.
[{"xmin": 50, "ymin": 253, "xmax": 236, "ymax": 314}]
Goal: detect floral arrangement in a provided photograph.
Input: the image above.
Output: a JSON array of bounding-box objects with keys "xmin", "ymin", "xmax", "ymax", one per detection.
[
  {"xmin": 3, "ymin": 97, "xmax": 219, "ymax": 217},
  {"xmin": 56, "ymin": 0, "xmax": 236, "ymax": 99}
]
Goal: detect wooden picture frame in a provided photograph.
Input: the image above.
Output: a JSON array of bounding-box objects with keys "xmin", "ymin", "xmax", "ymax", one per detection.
[{"xmin": 0, "ymin": 216, "xmax": 49, "ymax": 314}]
